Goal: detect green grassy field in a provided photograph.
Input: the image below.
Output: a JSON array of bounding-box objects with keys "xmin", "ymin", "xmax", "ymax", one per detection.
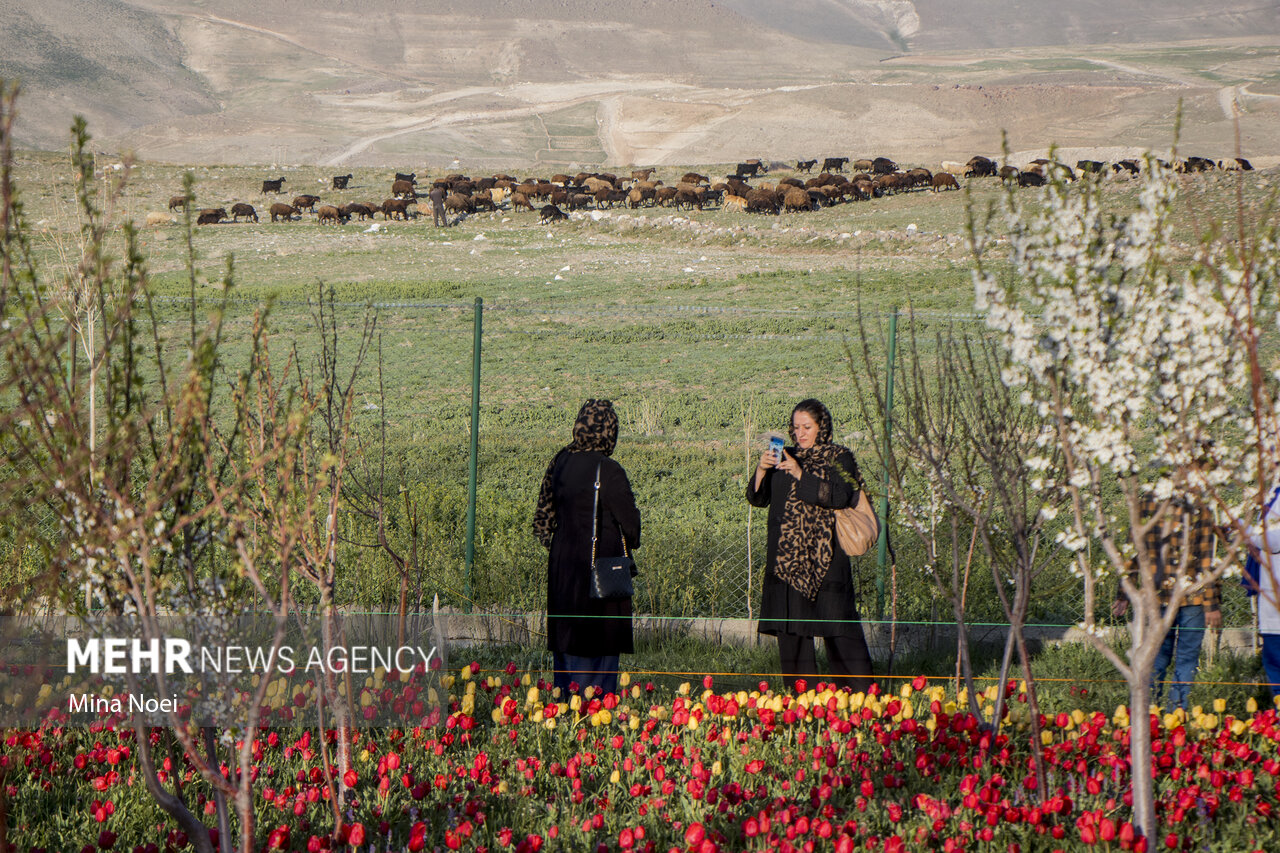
[{"xmin": 9, "ymin": 150, "xmax": 1278, "ymax": 633}]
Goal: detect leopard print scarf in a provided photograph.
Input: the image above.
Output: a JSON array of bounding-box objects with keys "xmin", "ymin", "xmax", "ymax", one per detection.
[
  {"xmin": 533, "ymin": 399, "xmax": 619, "ymax": 548},
  {"xmin": 773, "ymin": 402, "xmax": 854, "ymax": 600}
]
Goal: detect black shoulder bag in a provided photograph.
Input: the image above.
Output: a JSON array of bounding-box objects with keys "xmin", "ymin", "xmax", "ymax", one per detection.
[{"xmin": 589, "ymin": 462, "xmax": 636, "ymax": 600}]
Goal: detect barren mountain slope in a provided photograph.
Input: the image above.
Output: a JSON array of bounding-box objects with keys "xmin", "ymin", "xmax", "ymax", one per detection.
[
  {"xmin": 0, "ymin": 0, "xmax": 217, "ymax": 148},
  {"xmin": 1, "ymin": 0, "xmax": 1277, "ymax": 166}
]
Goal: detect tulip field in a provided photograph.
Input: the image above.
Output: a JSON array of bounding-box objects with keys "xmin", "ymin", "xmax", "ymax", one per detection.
[{"xmin": 4, "ymin": 662, "xmax": 1279, "ymax": 853}]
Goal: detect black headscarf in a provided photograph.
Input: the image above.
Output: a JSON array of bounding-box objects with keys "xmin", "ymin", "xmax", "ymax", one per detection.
[
  {"xmin": 774, "ymin": 399, "xmax": 858, "ymax": 600},
  {"xmin": 533, "ymin": 400, "xmax": 619, "ymax": 547}
]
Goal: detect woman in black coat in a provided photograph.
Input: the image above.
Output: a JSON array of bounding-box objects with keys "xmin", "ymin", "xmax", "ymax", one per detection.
[
  {"xmin": 534, "ymin": 399, "xmax": 641, "ymax": 696},
  {"xmin": 746, "ymin": 398, "xmax": 874, "ymax": 693}
]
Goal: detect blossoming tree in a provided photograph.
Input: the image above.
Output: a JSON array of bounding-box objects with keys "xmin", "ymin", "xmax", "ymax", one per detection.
[{"xmin": 971, "ymin": 147, "xmax": 1279, "ymax": 837}]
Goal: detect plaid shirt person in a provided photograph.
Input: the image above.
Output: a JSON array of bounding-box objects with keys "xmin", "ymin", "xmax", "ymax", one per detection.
[{"xmin": 1119, "ymin": 493, "xmax": 1221, "ymax": 616}]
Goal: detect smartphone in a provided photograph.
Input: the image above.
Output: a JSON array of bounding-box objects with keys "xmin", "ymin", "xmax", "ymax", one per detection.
[{"xmin": 768, "ymin": 435, "xmax": 786, "ymax": 463}]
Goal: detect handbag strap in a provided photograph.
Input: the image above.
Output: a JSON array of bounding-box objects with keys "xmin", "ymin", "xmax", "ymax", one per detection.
[{"xmin": 590, "ymin": 461, "xmax": 628, "ymax": 565}]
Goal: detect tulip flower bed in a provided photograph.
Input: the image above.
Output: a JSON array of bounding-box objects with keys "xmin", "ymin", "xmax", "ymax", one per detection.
[{"xmin": 3, "ymin": 664, "xmax": 1279, "ymax": 853}]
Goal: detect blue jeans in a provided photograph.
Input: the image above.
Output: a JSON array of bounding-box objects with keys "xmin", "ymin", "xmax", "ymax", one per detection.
[
  {"xmin": 1151, "ymin": 605, "xmax": 1206, "ymax": 712},
  {"xmin": 1262, "ymin": 634, "xmax": 1280, "ymax": 698},
  {"xmin": 552, "ymin": 652, "xmax": 619, "ymax": 696}
]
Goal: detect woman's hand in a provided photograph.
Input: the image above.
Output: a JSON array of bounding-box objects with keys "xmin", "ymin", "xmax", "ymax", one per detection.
[
  {"xmin": 757, "ymin": 448, "xmax": 779, "ymax": 472},
  {"xmin": 775, "ymin": 449, "xmax": 801, "ymax": 479}
]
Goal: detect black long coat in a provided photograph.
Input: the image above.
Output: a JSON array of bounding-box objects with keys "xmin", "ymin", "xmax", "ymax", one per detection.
[
  {"xmin": 545, "ymin": 450, "xmax": 641, "ymax": 656},
  {"xmin": 746, "ymin": 447, "xmax": 863, "ymax": 638}
]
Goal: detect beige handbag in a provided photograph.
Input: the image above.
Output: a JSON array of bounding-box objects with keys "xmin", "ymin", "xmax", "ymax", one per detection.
[{"xmin": 835, "ymin": 489, "xmax": 880, "ymax": 556}]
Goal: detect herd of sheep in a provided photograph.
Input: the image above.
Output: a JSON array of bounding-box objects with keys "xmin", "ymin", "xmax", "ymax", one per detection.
[{"xmin": 162, "ymin": 153, "xmax": 1256, "ymax": 228}]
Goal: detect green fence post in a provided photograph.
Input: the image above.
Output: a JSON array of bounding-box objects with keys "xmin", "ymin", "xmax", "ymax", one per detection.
[
  {"xmin": 875, "ymin": 309, "xmax": 898, "ymax": 620},
  {"xmin": 465, "ymin": 297, "xmax": 483, "ymax": 613}
]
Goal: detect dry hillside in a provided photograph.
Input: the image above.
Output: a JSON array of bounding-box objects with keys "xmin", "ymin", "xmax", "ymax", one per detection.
[{"xmin": 0, "ymin": 0, "xmax": 1277, "ymax": 168}]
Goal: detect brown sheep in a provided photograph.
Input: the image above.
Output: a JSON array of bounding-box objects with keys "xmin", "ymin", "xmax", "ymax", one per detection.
[
  {"xmin": 473, "ymin": 189, "xmax": 497, "ymax": 212},
  {"xmin": 269, "ymin": 203, "xmax": 299, "ymax": 222},
  {"xmin": 261, "ymin": 177, "xmax": 286, "ymax": 193},
  {"xmin": 852, "ymin": 159, "xmax": 875, "ymax": 173},
  {"xmin": 539, "ymin": 204, "xmax": 568, "ymax": 223},
  {"xmin": 872, "ymin": 157, "xmax": 897, "ymax": 175},
  {"xmin": 745, "ymin": 188, "xmax": 780, "ymax": 214},
  {"xmin": 391, "ymin": 180, "xmax": 417, "ymax": 199},
  {"xmin": 567, "ymin": 192, "xmax": 593, "ymax": 211},
  {"xmin": 168, "ymin": 195, "xmax": 187, "ymax": 211},
  {"xmin": 510, "ymin": 192, "xmax": 535, "ymax": 212},
  {"xmin": 796, "ymin": 159, "xmax": 818, "ymax": 173},
  {"xmin": 342, "ymin": 202, "xmax": 377, "ymax": 221},
  {"xmin": 331, "ymin": 174, "xmax": 353, "ymax": 190},
  {"xmin": 444, "ymin": 193, "xmax": 475, "ymax": 215},
  {"xmin": 196, "ymin": 208, "xmax": 227, "ymax": 225},
  {"xmin": 931, "ymin": 173, "xmax": 960, "ymax": 192},
  {"xmin": 821, "ymin": 157, "xmax": 849, "ymax": 173},
  {"xmin": 230, "ymin": 202, "xmax": 258, "ymax": 222},
  {"xmin": 627, "ymin": 187, "xmax": 656, "ymax": 208},
  {"xmin": 674, "ymin": 188, "xmax": 704, "ymax": 210},
  {"xmin": 630, "ymin": 168, "xmax": 655, "ymax": 182},
  {"xmin": 381, "ymin": 198, "xmax": 411, "ymax": 220},
  {"xmin": 966, "ymin": 156, "xmax": 997, "ymax": 177},
  {"xmin": 394, "ymin": 172, "xmax": 416, "ymax": 184},
  {"xmin": 905, "ymin": 168, "xmax": 933, "ymax": 189},
  {"xmin": 316, "ymin": 205, "xmax": 348, "ymax": 224},
  {"xmin": 783, "ymin": 188, "xmax": 814, "ymax": 213},
  {"xmin": 654, "ymin": 186, "xmax": 679, "ymax": 206},
  {"xmin": 292, "ymin": 194, "xmax": 321, "ymax": 212},
  {"xmin": 681, "ymin": 172, "xmax": 709, "ymax": 186}
]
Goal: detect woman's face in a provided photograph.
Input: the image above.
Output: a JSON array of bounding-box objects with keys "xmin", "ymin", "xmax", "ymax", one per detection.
[{"xmin": 792, "ymin": 411, "xmax": 820, "ymax": 449}]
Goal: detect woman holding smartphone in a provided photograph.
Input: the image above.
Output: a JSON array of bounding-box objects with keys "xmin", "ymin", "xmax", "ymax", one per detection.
[
  {"xmin": 534, "ymin": 399, "xmax": 641, "ymax": 696},
  {"xmin": 747, "ymin": 398, "xmax": 874, "ymax": 693}
]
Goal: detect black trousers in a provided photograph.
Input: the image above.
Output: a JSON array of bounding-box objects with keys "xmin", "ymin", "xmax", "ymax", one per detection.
[{"xmin": 776, "ymin": 631, "xmax": 874, "ymax": 694}]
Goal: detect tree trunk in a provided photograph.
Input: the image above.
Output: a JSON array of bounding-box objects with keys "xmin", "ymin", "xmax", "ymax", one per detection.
[
  {"xmin": 1127, "ymin": 674, "xmax": 1156, "ymax": 839},
  {"xmin": 202, "ymin": 728, "xmax": 234, "ymax": 853},
  {"xmin": 133, "ymin": 723, "xmax": 216, "ymax": 853}
]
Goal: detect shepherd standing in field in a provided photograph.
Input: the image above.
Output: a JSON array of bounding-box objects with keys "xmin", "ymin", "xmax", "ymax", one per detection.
[
  {"xmin": 429, "ymin": 183, "xmax": 447, "ymax": 227},
  {"xmin": 747, "ymin": 398, "xmax": 874, "ymax": 693},
  {"xmin": 534, "ymin": 399, "xmax": 640, "ymax": 696}
]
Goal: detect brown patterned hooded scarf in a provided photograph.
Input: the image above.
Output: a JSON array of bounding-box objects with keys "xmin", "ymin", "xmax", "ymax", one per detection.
[
  {"xmin": 533, "ymin": 399, "xmax": 619, "ymax": 547},
  {"xmin": 774, "ymin": 399, "xmax": 858, "ymax": 600}
]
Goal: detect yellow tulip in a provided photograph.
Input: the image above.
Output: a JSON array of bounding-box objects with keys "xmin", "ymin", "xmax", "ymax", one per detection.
[
  {"xmin": 610, "ymin": 770, "xmax": 621, "ymax": 784},
  {"xmin": 1247, "ymin": 697, "xmax": 1259, "ymax": 714},
  {"xmin": 1041, "ymin": 731, "xmax": 1054, "ymax": 746},
  {"xmin": 620, "ymin": 672, "xmax": 631, "ymax": 688},
  {"xmin": 1213, "ymin": 698, "xmax": 1226, "ymax": 714},
  {"xmin": 598, "ymin": 709, "xmax": 612, "ymax": 725}
]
